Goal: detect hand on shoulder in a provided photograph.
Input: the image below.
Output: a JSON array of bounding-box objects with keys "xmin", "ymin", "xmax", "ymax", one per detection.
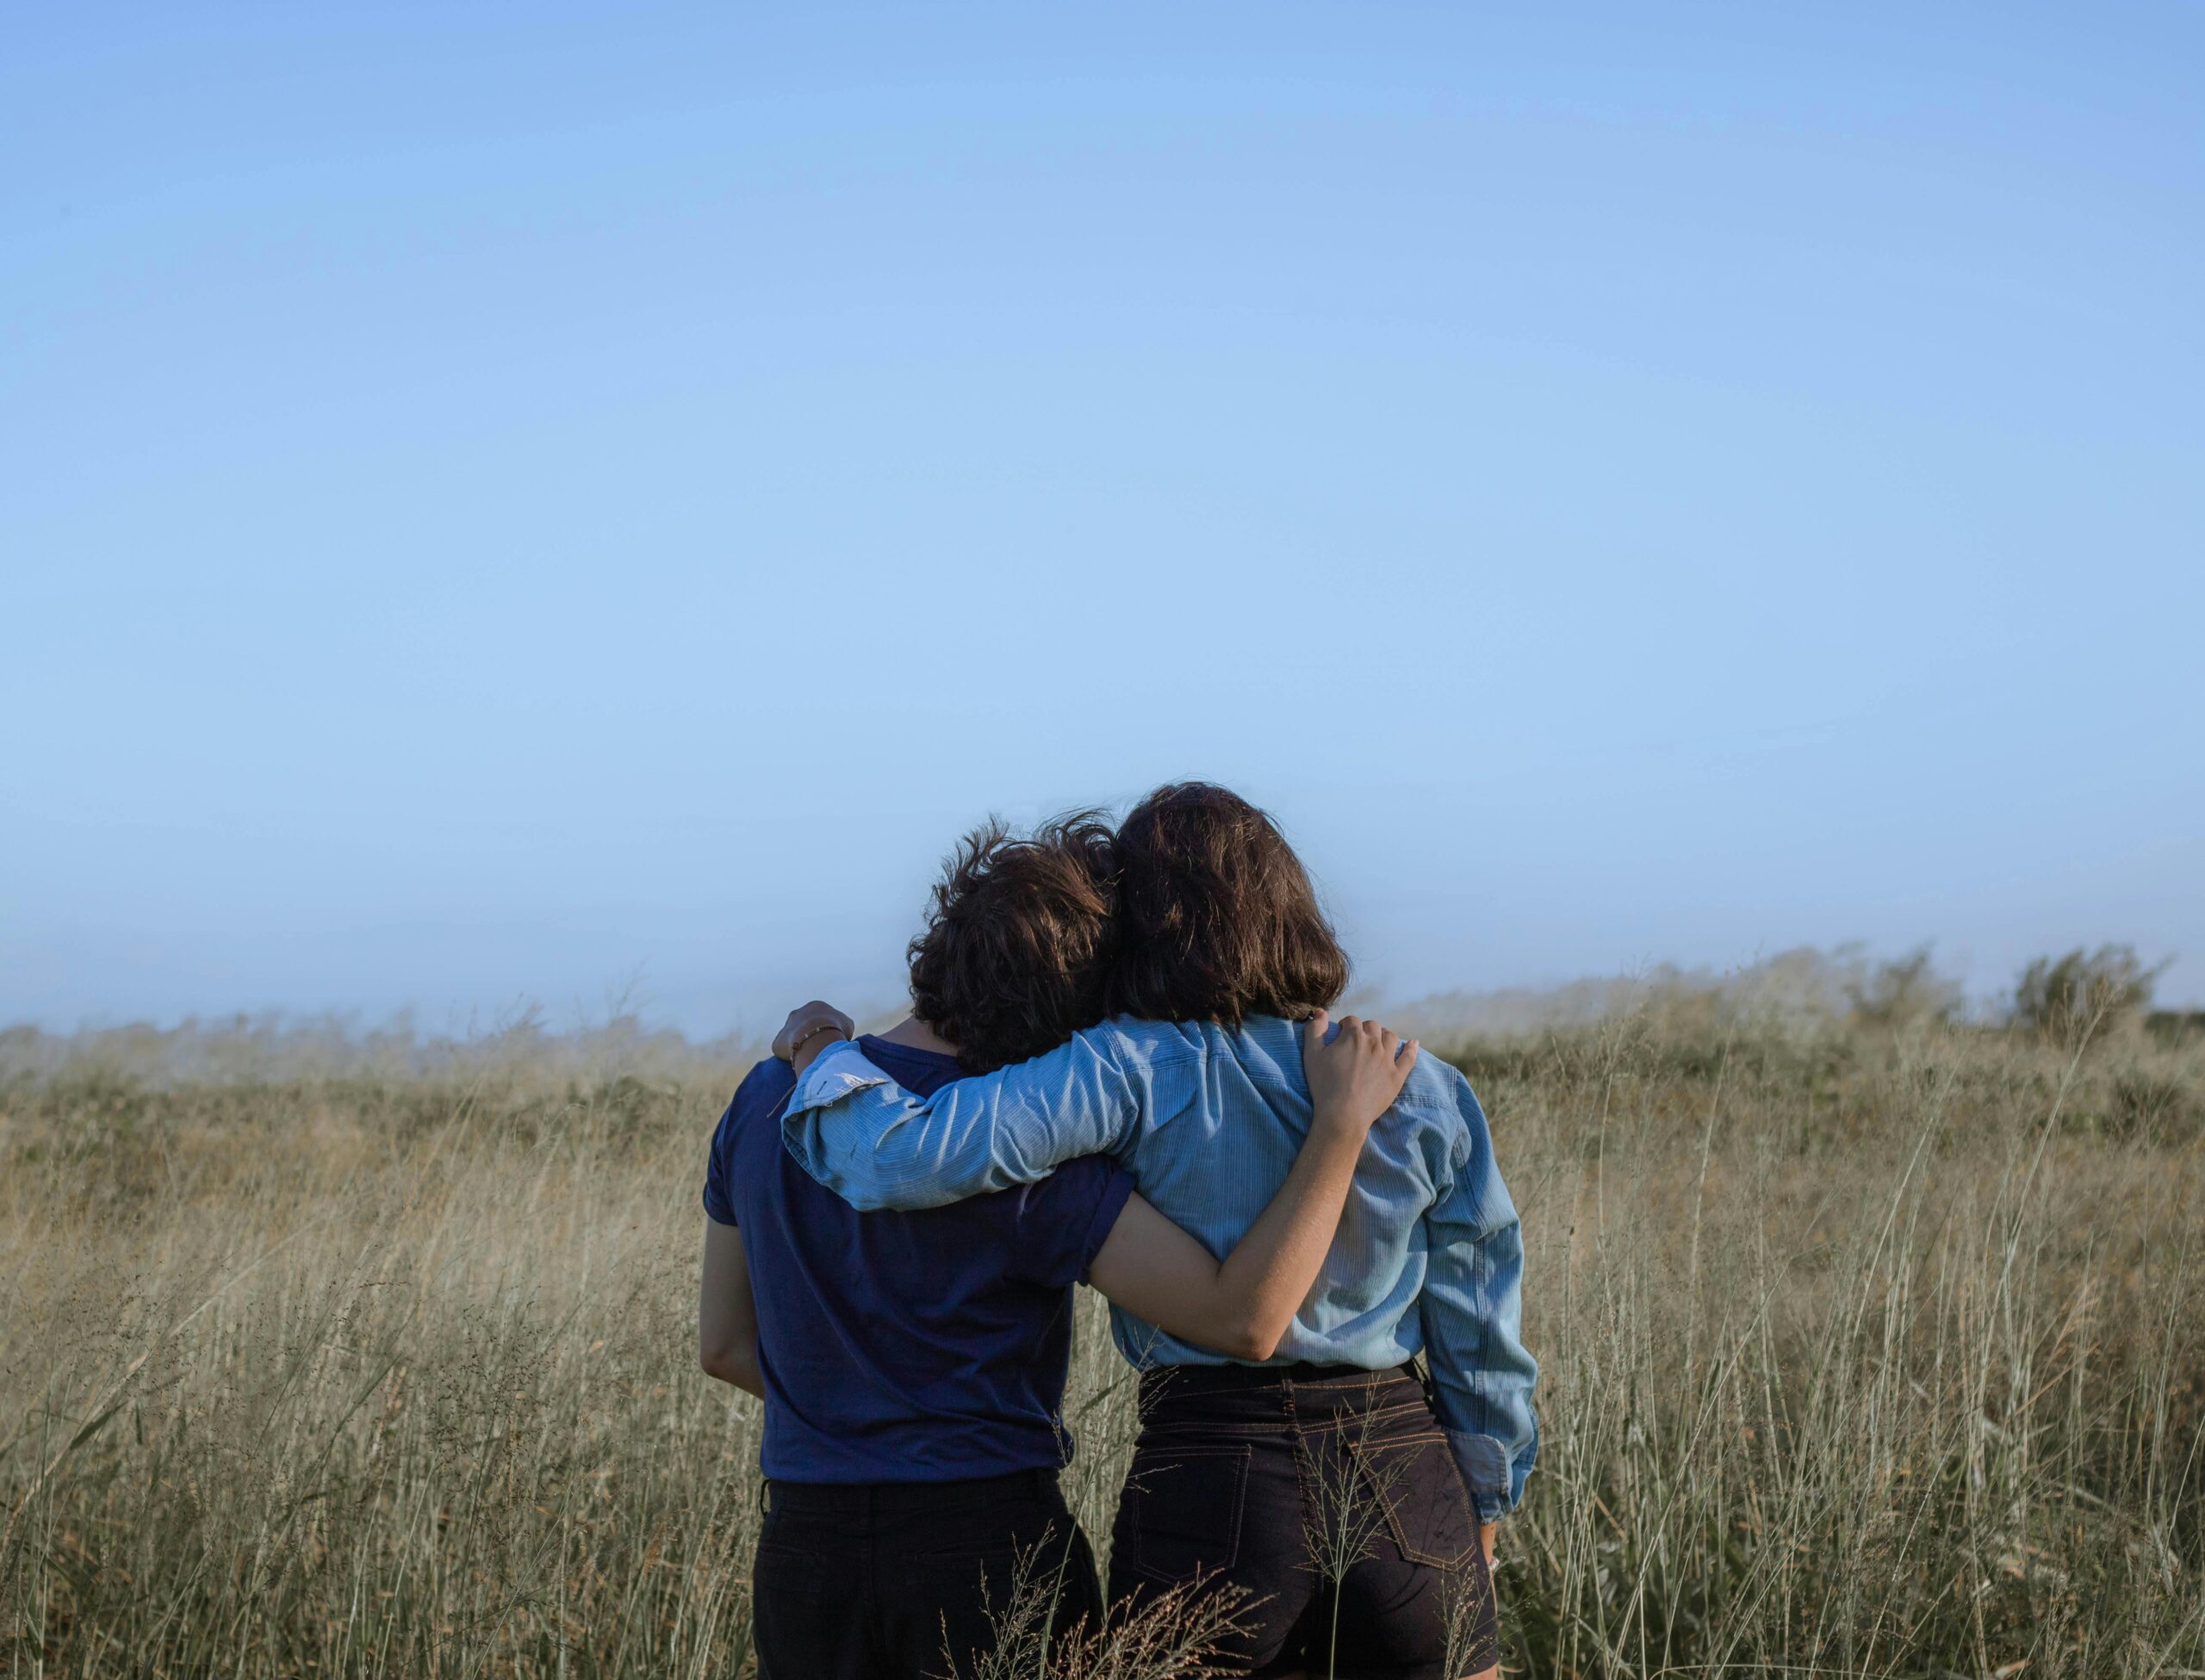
[
  {"xmin": 1301, "ymin": 1007, "xmax": 1420, "ymax": 1134},
  {"xmin": 773, "ymin": 1001, "xmax": 855, "ymax": 1072}
]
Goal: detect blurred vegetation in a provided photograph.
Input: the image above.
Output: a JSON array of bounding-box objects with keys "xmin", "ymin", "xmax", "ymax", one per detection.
[
  {"xmin": 3, "ymin": 958, "xmax": 2200, "ymax": 1677},
  {"xmin": 1844, "ymin": 944, "xmax": 1965, "ymax": 1030},
  {"xmin": 2009, "ymin": 944, "xmax": 2167, "ymax": 1041}
]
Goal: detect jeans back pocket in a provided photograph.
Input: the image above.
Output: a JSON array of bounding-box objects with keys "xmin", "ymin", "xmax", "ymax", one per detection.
[
  {"xmin": 1345, "ymin": 1431, "xmax": 1477, "ymax": 1569},
  {"xmin": 1114, "ymin": 1442, "xmax": 1252, "ymax": 1587}
]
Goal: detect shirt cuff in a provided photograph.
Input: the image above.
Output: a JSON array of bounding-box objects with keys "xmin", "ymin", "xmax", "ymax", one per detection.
[
  {"xmin": 1444, "ymin": 1428, "xmax": 1518, "ymax": 1522},
  {"xmin": 784, "ymin": 1038, "xmax": 891, "ymax": 1113}
]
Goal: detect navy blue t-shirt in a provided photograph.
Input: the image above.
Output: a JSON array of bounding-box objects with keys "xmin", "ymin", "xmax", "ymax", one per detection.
[{"xmin": 703, "ymin": 1035, "xmax": 1135, "ymax": 1484}]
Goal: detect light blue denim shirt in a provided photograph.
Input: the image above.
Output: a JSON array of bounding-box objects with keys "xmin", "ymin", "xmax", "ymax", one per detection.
[{"xmin": 781, "ymin": 1014, "xmax": 1538, "ymax": 1519}]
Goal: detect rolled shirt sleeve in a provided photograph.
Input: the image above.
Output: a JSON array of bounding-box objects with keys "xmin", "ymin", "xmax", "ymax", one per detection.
[
  {"xmin": 1419, "ymin": 1077, "xmax": 1540, "ymax": 1520},
  {"xmin": 780, "ymin": 1031, "xmax": 1147, "ymax": 1211}
]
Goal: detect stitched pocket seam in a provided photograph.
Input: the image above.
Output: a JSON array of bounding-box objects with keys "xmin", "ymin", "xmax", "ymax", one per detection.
[
  {"xmin": 1121, "ymin": 1444, "xmax": 1252, "ymax": 1587},
  {"xmin": 1346, "ymin": 1433, "xmax": 1475, "ymax": 1569}
]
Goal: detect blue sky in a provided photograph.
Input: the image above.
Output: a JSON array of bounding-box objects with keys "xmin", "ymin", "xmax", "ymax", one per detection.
[{"xmin": 6, "ymin": 2, "xmax": 2201, "ymax": 1036}]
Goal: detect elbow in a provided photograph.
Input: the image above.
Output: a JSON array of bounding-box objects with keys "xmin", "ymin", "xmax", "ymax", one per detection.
[
  {"xmin": 1214, "ymin": 1316, "xmax": 1287, "ymax": 1363},
  {"xmin": 699, "ymin": 1342, "xmax": 751, "ymax": 1387}
]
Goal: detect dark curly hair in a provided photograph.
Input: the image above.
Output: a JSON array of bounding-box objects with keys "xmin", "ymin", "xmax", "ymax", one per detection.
[
  {"xmin": 906, "ymin": 814, "xmax": 1121, "ymax": 1073},
  {"xmin": 1106, "ymin": 782, "xmax": 1349, "ymax": 1027}
]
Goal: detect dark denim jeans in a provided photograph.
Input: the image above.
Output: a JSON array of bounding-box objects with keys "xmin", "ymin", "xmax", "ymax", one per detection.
[
  {"xmin": 1108, "ymin": 1364, "xmax": 1499, "ymax": 1679},
  {"xmin": 753, "ymin": 1468, "xmax": 1103, "ymax": 1680}
]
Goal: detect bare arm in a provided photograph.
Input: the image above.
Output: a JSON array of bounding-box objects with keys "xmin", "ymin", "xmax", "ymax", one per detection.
[
  {"xmin": 1084, "ymin": 1011, "xmax": 1419, "ymax": 1361},
  {"xmin": 698, "ymin": 1218, "xmax": 765, "ymax": 1398}
]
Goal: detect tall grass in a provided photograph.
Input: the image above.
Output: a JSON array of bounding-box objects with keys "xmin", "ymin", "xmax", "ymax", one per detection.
[{"xmin": 3, "ymin": 1012, "xmax": 2200, "ymax": 1676}]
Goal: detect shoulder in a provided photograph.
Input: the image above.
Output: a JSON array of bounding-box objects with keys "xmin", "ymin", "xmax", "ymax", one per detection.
[
  {"xmin": 1400, "ymin": 1048, "xmax": 1478, "ymax": 1114},
  {"xmin": 1233, "ymin": 1016, "xmax": 1482, "ymax": 1136},
  {"xmin": 1398, "ymin": 1053, "xmax": 1489, "ymax": 1170},
  {"xmin": 704, "ymin": 1057, "xmax": 797, "ymax": 1225},
  {"xmin": 719, "ymin": 1057, "xmax": 798, "ymax": 1141}
]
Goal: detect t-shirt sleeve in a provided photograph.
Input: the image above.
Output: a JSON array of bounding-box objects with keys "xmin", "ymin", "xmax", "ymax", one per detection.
[
  {"xmin": 704, "ymin": 1060, "xmax": 791, "ymax": 1227},
  {"xmin": 701, "ymin": 1094, "xmax": 741, "ymax": 1225},
  {"xmin": 1003, "ymin": 1154, "xmax": 1136, "ymax": 1289}
]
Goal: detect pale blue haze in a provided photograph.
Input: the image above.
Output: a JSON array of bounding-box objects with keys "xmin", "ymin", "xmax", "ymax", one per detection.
[
  {"xmin": 5, "ymin": 3, "xmax": 2201, "ymax": 1031},
  {"xmin": 782, "ymin": 1016, "xmax": 1539, "ymax": 1516}
]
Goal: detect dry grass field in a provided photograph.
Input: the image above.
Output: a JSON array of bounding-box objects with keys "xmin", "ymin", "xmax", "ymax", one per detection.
[{"xmin": 3, "ymin": 1003, "xmax": 2201, "ymax": 1677}]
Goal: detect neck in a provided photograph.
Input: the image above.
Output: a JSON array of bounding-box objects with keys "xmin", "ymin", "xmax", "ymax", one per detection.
[{"xmin": 875, "ymin": 1014, "xmax": 960, "ymax": 1057}]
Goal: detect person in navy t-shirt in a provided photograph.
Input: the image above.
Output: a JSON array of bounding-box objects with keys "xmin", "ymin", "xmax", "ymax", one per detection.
[{"xmin": 698, "ymin": 815, "xmax": 1420, "ymax": 1680}]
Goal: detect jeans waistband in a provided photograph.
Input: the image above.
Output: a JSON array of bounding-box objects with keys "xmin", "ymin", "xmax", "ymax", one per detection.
[
  {"xmin": 1136, "ymin": 1359, "xmax": 1420, "ymax": 1399},
  {"xmin": 762, "ymin": 1466, "xmax": 1059, "ymax": 1518}
]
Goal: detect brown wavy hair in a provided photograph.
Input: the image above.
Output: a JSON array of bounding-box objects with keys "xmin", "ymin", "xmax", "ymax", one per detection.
[
  {"xmin": 906, "ymin": 814, "xmax": 1121, "ymax": 1073},
  {"xmin": 1107, "ymin": 782, "xmax": 1350, "ymax": 1027}
]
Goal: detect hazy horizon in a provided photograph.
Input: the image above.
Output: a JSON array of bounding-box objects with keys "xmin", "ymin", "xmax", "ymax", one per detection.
[{"xmin": 3, "ymin": 930, "xmax": 2189, "ymax": 1047}]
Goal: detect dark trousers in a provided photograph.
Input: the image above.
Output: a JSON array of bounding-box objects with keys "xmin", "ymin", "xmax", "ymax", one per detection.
[
  {"xmin": 752, "ymin": 1467, "xmax": 1104, "ymax": 1680},
  {"xmin": 1107, "ymin": 1363, "xmax": 1500, "ymax": 1680}
]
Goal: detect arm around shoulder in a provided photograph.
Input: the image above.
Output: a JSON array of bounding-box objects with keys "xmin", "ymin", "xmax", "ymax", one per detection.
[{"xmin": 780, "ymin": 1025, "xmax": 1152, "ymax": 1211}]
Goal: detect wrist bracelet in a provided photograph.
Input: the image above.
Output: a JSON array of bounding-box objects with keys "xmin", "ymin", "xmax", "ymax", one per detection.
[{"xmin": 788, "ymin": 1021, "xmax": 848, "ymax": 1058}]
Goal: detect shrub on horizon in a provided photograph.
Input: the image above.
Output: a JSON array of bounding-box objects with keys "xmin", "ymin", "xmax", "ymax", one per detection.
[
  {"xmin": 1844, "ymin": 944, "xmax": 1964, "ymax": 1030},
  {"xmin": 2008, "ymin": 943, "xmax": 2166, "ymax": 1041}
]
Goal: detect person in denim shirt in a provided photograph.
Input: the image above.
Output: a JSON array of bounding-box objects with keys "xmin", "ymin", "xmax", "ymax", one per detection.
[{"xmin": 779, "ymin": 784, "xmax": 1537, "ymax": 1680}]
